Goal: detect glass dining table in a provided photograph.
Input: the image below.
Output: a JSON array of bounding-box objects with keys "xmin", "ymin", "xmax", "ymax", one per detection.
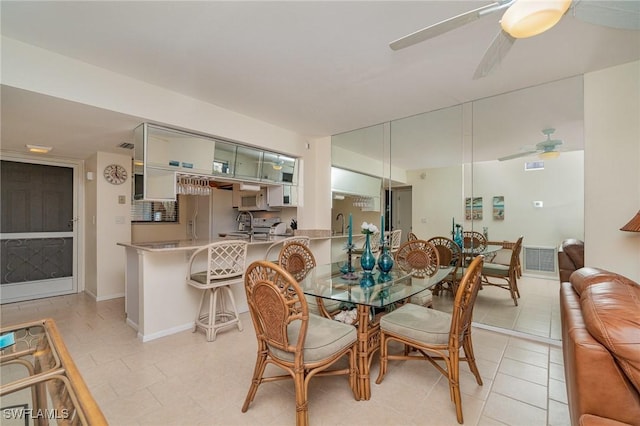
[{"xmin": 298, "ymin": 263, "xmax": 453, "ymax": 400}]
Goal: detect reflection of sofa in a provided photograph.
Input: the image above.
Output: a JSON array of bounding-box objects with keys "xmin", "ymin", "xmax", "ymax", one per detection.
[
  {"xmin": 558, "ymin": 239, "xmax": 584, "ymax": 282},
  {"xmin": 560, "ymin": 267, "xmax": 640, "ymax": 425}
]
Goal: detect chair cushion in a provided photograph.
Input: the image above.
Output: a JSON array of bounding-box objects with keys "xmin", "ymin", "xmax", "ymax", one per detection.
[
  {"xmin": 491, "ymin": 248, "xmax": 512, "ymax": 265},
  {"xmin": 189, "ymin": 269, "xmax": 242, "ymax": 284},
  {"xmin": 409, "ymin": 289, "xmax": 433, "ymax": 306},
  {"xmin": 380, "ymin": 303, "xmax": 451, "ymax": 345},
  {"xmin": 269, "ymin": 313, "xmax": 357, "ymax": 363},
  {"xmin": 305, "ymin": 295, "xmax": 342, "ymax": 315},
  {"xmin": 482, "ymin": 262, "xmax": 509, "ymax": 277}
]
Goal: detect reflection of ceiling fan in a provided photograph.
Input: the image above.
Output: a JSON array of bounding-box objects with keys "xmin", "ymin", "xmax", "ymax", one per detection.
[
  {"xmin": 389, "ymin": 0, "xmax": 640, "ymax": 79},
  {"xmin": 498, "ymin": 128, "xmax": 563, "ymax": 161}
]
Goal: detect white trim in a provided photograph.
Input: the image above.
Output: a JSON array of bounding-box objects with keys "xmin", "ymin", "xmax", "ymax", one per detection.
[
  {"xmin": 139, "ymin": 322, "xmax": 195, "ymax": 342},
  {"xmin": 95, "ymin": 292, "xmax": 125, "ymax": 302}
]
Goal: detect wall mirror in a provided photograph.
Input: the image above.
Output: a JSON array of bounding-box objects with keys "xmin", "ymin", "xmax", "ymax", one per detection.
[{"xmin": 331, "ymin": 75, "xmax": 585, "ymax": 341}]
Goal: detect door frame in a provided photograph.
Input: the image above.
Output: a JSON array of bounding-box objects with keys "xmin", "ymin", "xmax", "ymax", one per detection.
[{"xmin": 0, "ymin": 151, "xmax": 84, "ymax": 303}]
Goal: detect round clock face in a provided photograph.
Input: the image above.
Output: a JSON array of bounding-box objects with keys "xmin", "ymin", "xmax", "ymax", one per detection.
[{"xmin": 103, "ymin": 164, "xmax": 128, "ymax": 185}]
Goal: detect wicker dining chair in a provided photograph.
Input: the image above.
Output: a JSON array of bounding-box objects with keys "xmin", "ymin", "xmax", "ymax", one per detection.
[
  {"xmin": 427, "ymin": 236, "xmax": 463, "ymax": 296},
  {"xmin": 480, "ymin": 236, "xmax": 523, "ymax": 306},
  {"xmin": 264, "ymin": 236, "xmax": 311, "ymax": 262},
  {"xmin": 462, "ymin": 231, "xmax": 487, "ymax": 255},
  {"xmin": 278, "ymin": 242, "xmax": 342, "ymax": 318},
  {"xmin": 186, "ymin": 240, "xmax": 248, "ymax": 341},
  {"xmin": 407, "ymin": 232, "xmax": 419, "ymax": 241},
  {"xmin": 376, "ymin": 255, "xmax": 485, "ymax": 424},
  {"xmin": 394, "ymin": 239, "xmax": 440, "ymax": 308},
  {"xmin": 242, "ymin": 261, "xmax": 359, "ymax": 426}
]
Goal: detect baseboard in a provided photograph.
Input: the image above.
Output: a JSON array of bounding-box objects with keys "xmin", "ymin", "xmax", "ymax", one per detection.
[{"xmin": 139, "ymin": 322, "xmax": 195, "ymax": 342}]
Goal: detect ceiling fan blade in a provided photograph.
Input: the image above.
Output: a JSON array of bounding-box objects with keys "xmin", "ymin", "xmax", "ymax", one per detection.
[
  {"xmin": 498, "ymin": 150, "xmax": 539, "ymax": 162},
  {"xmin": 571, "ymin": 0, "xmax": 640, "ymax": 30},
  {"xmin": 389, "ymin": 0, "xmax": 514, "ymax": 51},
  {"xmin": 473, "ymin": 30, "xmax": 516, "ymax": 79}
]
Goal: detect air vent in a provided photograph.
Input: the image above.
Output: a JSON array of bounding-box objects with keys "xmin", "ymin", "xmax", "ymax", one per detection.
[
  {"xmin": 118, "ymin": 142, "xmax": 135, "ymax": 149},
  {"xmin": 523, "ymin": 246, "xmax": 556, "ymax": 273}
]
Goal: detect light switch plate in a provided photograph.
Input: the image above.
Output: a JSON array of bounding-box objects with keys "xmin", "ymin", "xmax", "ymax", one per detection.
[
  {"xmin": 118, "ymin": 195, "xmax": 126, "ymax": 204},
  {"xmin": 533, "ymin": 201, "xmax": 543, "ymax": 208}
]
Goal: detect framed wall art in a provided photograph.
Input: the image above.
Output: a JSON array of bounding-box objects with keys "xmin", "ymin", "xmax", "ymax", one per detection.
[
  {"xmin": 465, "ymin": 197, "xmax": 483, "ymax": 220},
  {"xmin": 493, "ymin": 196, "xmax": 505, "ymax": 220}
]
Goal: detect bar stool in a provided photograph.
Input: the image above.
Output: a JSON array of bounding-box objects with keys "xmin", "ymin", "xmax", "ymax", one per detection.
[{"xmin": 186, "ymin": 240, "xmax": 248, "ymax": 341}]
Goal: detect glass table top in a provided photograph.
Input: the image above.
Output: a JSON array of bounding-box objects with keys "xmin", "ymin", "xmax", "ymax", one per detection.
[{"xmin": 299, "ymin": 263, "xmax": 453, "ymax": 308}]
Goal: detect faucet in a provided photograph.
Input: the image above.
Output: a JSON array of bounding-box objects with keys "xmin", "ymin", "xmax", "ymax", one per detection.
[
  {"xmin": 236, "ymin": 211, "xmax": 254, "ymax": 234},
  {"xmin": 336, "ymin": 213, "xmax": 344, "ymax": 235}
]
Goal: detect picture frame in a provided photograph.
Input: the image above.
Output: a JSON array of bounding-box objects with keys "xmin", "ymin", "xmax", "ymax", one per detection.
[
  {"xmin": 465, "ymin": 197, "xmax": 483, "ymax": 220},
  {"xmin": 493, "ymin": 196, "xmax": 505, "ymax": 220}
]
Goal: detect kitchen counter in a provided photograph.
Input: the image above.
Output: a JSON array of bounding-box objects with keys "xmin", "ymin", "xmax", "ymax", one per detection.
[{"xmin": 118, "ymin": 232, "xmax": 343, "ymax": 342}]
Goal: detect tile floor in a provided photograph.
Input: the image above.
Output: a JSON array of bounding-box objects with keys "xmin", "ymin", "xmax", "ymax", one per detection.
[{"xmin": 1, "ymin": 274, "xmax": 570, "ymax": 426}]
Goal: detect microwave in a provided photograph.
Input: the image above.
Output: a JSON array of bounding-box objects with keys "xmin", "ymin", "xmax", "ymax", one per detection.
[{"xmin": 238, "ymin": 189, "xmax": 269, "ymax": 211}]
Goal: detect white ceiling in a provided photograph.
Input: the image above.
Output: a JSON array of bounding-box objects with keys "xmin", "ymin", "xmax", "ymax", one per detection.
[{"xmin": 1, "ymin": 1, "xmax": 639, "ymax": 164}]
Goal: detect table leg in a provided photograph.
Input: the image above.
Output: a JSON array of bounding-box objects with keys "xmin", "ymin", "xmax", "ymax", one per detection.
[{"xmin": 355, "ymin": 304, "xmax": 380, "ymax": 400}]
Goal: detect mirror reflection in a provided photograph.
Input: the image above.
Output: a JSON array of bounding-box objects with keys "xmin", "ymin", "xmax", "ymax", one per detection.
[{"xmin": 331, "ymin": 76, "xmax": 585, "ymax": 341}]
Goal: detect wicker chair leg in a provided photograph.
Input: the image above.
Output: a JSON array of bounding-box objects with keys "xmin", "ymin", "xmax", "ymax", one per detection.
[
  {"xmin": 242, "ymin": 350, "xmax": 268, "ymax": 412},
  {"xmin": 294, "ymin": 370, "xmax": 309, "ymax": 426}
]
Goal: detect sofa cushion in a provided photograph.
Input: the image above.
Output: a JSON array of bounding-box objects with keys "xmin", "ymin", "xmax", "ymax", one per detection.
[{"xmin": 581, "ymin": 278, "xmax": 640, "ymax": 395}]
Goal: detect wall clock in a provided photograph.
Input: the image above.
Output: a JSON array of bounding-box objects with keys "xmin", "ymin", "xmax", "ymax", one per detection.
[{"xmin": 103, "ymin": 164, "xmax": 128, "ymax": 185}]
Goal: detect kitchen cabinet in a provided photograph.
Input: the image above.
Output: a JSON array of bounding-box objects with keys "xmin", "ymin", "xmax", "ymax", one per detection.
[
  {"xmin": 144, "ymin": 124, "xmax": 214, "ymax": 174},
  {"xmin": 261, "ymin": 152, "xmax": 297, "ymax": 184},
  {"xmin": 133, "ymin": 123, "xmax": 300, "ymax": 202},
  {"xmin": 234, "ymin": 146, "xmax": 263, "ymax": 181},
  {"xmin": 267, "ymin": 185, "xmax": 299, "ymax": 207},
  {"xmin": 331, "ymin": 167, "xmax": 381, "ymax": 212},
  {"xmin": 212, "ymin": 140, "xmax": 236, "ymax": 177}
]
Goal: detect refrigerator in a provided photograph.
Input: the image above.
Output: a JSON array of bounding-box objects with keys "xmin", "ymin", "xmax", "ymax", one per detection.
[{"xmin": 185, "ymin": 188, "xmax": 236, "ymax": 240}]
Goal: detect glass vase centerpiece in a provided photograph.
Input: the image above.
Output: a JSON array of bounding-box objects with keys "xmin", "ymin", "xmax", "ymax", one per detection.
[
  {"xmin": 377, "ymin": 238, "xmax": 394, "ymax": 282},
  {"xmin": 359, "ymin": 222, "xmax": 378, "ymax": 275}
]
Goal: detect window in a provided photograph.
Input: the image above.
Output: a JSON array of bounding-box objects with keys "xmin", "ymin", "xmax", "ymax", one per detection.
[
  {"xmin": 524, "ymin": 160, "xmax": 544, "ymax": 171},
  {"xmin": 131, "ymin": 200, "xmax": 179, "ymax": 223}
]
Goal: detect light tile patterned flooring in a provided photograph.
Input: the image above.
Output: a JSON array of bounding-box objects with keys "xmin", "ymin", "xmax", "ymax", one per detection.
[{"xmin": 1, "ymin": 274, "xmax": 569, "ymax": 425}]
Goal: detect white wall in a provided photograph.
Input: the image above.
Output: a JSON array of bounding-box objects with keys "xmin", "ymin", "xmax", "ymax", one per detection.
[
  {"xmin": 85, "ymin": 152, "xmax": 132, "ymax": 299},
  {"xmin": 84, "ymin": 155, "xmax": 98, "ymax": 297},
  {"xmin": 584, "ymin": 60, "xmax": 640, "ymax": 281},
  {"xmin": 467, "ymin": 151, "xmax": 584, "ymax": 246}
]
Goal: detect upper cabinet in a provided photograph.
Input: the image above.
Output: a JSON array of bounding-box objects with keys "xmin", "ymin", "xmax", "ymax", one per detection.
[
  {"xmin": 145, "ymin": 124, "xmax": 215, "ymax": 174},
  {"xmin": 234, "ymin": 146, "xmax": 263, "ymax": 181},
  {"xmin": 261, "ymin": 152, "xmax": 297, "ymax": 184},
  {"xmin": 133, "ymin": 123, "xmax": 299, "ymax": 201}
]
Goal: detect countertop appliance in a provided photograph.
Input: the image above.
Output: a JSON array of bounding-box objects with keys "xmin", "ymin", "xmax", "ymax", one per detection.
[
  {"xmin": 251, "ymin": 217, "xmax": 281, "ymax": 234},
  {"xmin": 270, "ymin": 222, "xmax": 288, "ymax": 236}
]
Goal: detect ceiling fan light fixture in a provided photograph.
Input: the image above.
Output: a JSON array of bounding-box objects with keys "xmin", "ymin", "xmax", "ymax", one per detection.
[
  {"xmin": 538, "ymin": 150, "xmax": 560, "ymax": 160},
  {"xmin": 501, "ymin": 0, "xmax": 571, "ymax": 38}
]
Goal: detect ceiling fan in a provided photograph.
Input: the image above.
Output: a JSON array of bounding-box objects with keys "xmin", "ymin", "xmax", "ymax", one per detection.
[
  {"xmin": 498, "ymin": 128, "xmax": 563, "ymax": 161},
  {"xmin": 389, "ymin": 0, "xmax": 640, "ymax": 79}
]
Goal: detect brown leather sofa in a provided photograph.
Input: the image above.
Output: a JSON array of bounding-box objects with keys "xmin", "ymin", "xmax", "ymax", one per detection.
[
  {"xmin": 560, "ymin": 267, "xmax": 640, "ymax": 426},
  {"xmin": 558, "ymin": 239, "xmax": 585, "ymax": 282}
]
